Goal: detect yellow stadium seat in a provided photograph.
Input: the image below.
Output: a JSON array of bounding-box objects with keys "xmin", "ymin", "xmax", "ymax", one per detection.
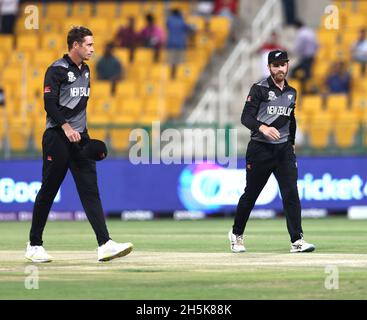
[
  {"xmin": 87, "ymin": 114, "xmax": 110, "ymax": 141},
  {"xmin": 88, "ymin": 98, "xmax": 117, "ymax": 116},
  {"xmin": 41, "ymin": 33, "xmax": 65, "ymax": 51},
  {"xmin": 142, "ymin": 2, "xmax": 165, "ymax": 17},
  {"xmin": 150, "ymin": 64, "xmax": 171, "ymax": 81},
  {"xmin": 16, "ymin": 35, "xmax": 39, "ymax": 51},
  {"xmin": 165, "ymin": 81, "xmax": 187, "ymax": 117},
  {"xmin": 45, "ymin": 3, "xmax": 69, "ymax": 19},
  {"xmin": 114, "ymin": 48, "xmax": 130, "ymax": 66},
  {"xmin": 61, "ymin": 19, "xmax": 86, "ymax": 34},
  {"xmin": 316, "ymin": 30, "xmax": 339, "ymax": 46},
  {"xmin": 87, "ymin": 18, "xmax": 109, "ymax": 36},
  {"xmin": 295, "ymin": 110, "xmax": 310, "ymax": 134},
  {"xmin": 287, "ymin": 78, "xmax": 302, "ymax": 96},
  {"xmin": 96, "ymin": 2, "xmax": 121, "ymax": 18},
  {"xmin": 300, "ymin": 95, "xmax": 323, "ymax": 116},
  {"xmin": 342, "ymin": 31, "xmax": 359, "ymax": 47},
  {"xmin": 0, "ymin": 35, "xmax": 14, "ymax": 52},
  {"xmin": 0, "ymin": 51, "xmax": 6, "ymax": 70},
  {"xmin": 110, "ymin": 116, "xmax": 135, "ymax": 152},
  {"xmin": 0, "ymin": 110, "xmax": 5, "ymax": 149},
  {"xmin": 32, "ymin": 118, "xmax": 46, "ymax": 151},
  {"xmin": 26, "ymin": 67, "xmax": 44, "ymax": 99},
  {"xmin": 91, "ymin": 81, "xmax": 112, "ymax": 99},
  {"xmin": 344, "ymin": 14, "xmax": 366, "ymax": 30},
  {"xmin": 133, "ymin": 48, "xmax": 154, "ymax": 65},
  {"xmin": 139, "ymin": 81, "xmax": 164, "ymax": 97},
  {"xmin": 308, "ymin": 113, "xmax": 332, "ymax": 149},
  {"xmin": 144, "ymin": 97, "xmax": 167, "ymax": 120},
  {"xmin": 39, "ymin": 19, "xmax": 62, "ymax": 34},
  {"xmin": 71, "ymin": 2, "xmax": 92, "ymax": 18},
  {"xmin": 8, "ymin": 118, "xmax": 32, "ymax": 152},
  {"xmin": 117, "ymin": 98, "xmax": 143, "ymax": 118},
  {"xmin": 333, "ymin": 112, "xmax": 359, "ymax": 148},
  {"xmin": 32, "ymin": 51, "xmax": 57, "ymax": 66},
  {"xmin": 325, "ymin": 94, "xmax": 348, "ymax": 118},
  {"xmin": 115, "ymin": 82, "xmax": 138, "ymax": 98},
  {"xmin": 120, "ymin": 3, "xmax": 141, "ymax": 17},
  {"xmin": 2, "ymin": 66, "xmax": 23, "ymax": 85}
]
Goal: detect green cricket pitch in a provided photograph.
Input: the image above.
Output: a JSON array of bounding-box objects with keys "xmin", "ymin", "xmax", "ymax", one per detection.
[{"xmin": 0, "ymin": 218, "xmax": 366, "ymax": 299}]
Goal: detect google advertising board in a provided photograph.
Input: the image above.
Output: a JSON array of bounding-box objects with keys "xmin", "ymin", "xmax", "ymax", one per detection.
[{"xmin": 0, "ymin": 157, "xmax": 366, "ymax": 216}]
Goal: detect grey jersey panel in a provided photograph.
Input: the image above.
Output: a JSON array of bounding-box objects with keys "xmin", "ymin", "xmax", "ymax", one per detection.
[
  {"xmin": 46, "ymin": 57, "xmax": 90, "ymax": 132},
  {"xmin": 252, "ymin": 80, "xmax": 296, "ymax": 144}
]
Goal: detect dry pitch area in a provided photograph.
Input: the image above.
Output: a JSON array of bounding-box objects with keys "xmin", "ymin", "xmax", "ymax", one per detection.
[{"xmin": 0, "ymin": 218, "xmax": 366, "ymax": 299}]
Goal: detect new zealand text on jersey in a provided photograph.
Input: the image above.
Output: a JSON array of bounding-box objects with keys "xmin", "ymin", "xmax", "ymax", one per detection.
[
  {"xmin": 70, "ymin": 87, "xmax": 90, "ymax": 97},
  {"xmin": 267, "ymin": 105, "xmax": 292, "ymax": 116}
]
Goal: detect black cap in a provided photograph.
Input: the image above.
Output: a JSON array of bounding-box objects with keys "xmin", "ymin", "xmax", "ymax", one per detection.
[
  {"xmin": 268, "ymin": 50, "xmax": 289, "ymax": 65},
  {"xmin": 80, "ymin": 139, "xmax": 108, "ymax": 161}
]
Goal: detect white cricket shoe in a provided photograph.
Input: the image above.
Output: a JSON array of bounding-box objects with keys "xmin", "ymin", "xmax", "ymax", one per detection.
[
  {"xmin": 228, "ymin": 230, "xmax": 246, "ymax": 253},
  {"xmin": 25, "ymin": 242, "xmax": 53, "ymax": 263},
  {"xmin": 290, "ymin": 238, "xmax": 315, "ymax": 253},
  {"xmin": 98, "ymin": 240, "xmax": 133, "ymax": 262}
]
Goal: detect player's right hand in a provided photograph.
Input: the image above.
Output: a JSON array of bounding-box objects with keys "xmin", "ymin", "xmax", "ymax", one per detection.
[
  {"xmin": 62, "ymin": 123, "xmax": 81, "ymax": 143},
  {"xmin": 259, "ymin": 125, "xmax": 280, "ymax": 141}
]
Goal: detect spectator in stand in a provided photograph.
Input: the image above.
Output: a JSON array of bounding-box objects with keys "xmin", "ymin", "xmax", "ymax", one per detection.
[
  {"xmin": 140, "ymin": 13, "xmax": 165, "ymax": 63},
  {"xmin": 351, "ymin": 28, "xmax": 367, "ymax": 76},
  {"xmin": 0, "ymin": 86, "xmax": 5, "ymax": 108},
  {"xmin": 166, "ymin": 8, "xmax": 196, "ymax": 79},
  {"xmin": 0, "ymin": 0, "xmax": 19, "ymax": 34},
  {"xmin": 213, "ymin": 0, "xmax": 238, "ymax": 41},
  {"xmin": 291, "ymin": 19, "xmax": 318, "ymax": 82},
  {"xmin": 96, "ymin": 43, "xmax": 124, "ymax": 94},
  {"xmin": 194, "ymin": 1, "xmax": 214, "ymax": 19},
  {"xmin": 258, "ymin": 31, "xmax": 286, "ymax": 78},
  {"xmin": 114, "ymin": 16, "xmax": 140, "ymax": 63},
  {"xmin": 325, "ymin": 60, "xmax": 351, "ymax": 94}
]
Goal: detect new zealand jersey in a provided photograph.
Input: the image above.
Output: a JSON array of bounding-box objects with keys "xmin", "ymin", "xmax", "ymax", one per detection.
[
  {"xmin": 241, "ymin": 76, "xmax": 297, "ymax": 144},
  {"xmin": 43, "ymin": 54, "xmax": 90, "ymax": 132}
]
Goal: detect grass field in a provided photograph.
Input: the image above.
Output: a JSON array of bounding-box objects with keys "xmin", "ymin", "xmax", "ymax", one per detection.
[{"xmin": 0, "ymin": 217, "xmax": 366, "ymax": 300}]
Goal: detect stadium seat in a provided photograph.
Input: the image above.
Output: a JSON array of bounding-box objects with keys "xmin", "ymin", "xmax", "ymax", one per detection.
[
  {"xmin": 308, "ymin": 113, "xmax": 332, "ymax": 149},
  {"xmin": 325, "ymin": 94, "xmax": 348, "ymax": 118},
  {"xmin": 32, "ymin": 118, "xmax": 46, "ymax": 151},
  {"xmin": 41, "ymin": 34, "xmax": 65, "ymax": 52},
  {"xmin": 45, "ymin": 2, "xmax": 69, "ymax": 19},
  {"xmin": 139, "ymin": 81, "xmax": 163, "ymax": 98},
  {"xmin": 117, "ymin": 98, "xmax": 143, "ymax": 118},
  {"xmin": 115, "ymin": 82, "xmax": 138, "ymax": 98},
  {"xmin": 2, "ymin": 66, "xmax": 23, "ymax": 86},
  {"xmin": 0, "ymin": 35, "xmax": 14, "ymax": 52},
  {"xmin": 70, "ymin": 2, "xmax": 93, "ymax": 18},
  {"xmin": 87, "ymin": 114, "xmax": 110, "ymax": 142},
  {"xmin": 150, "ymin": 64, "xmax": 171, "ymax": 81},
  {"xmin": 110, "ymin": 116, "xmax": 136, "ymax": 152},
  {"xmin": 16, "ymin": 34, "xmax": 39, "ymax": 51},
  {"xmin": 96, "ymin": 2, "xmax": 121, "ymax": 18},
  {"xmin": 300, "ymin": 95, "xmax": 323, "ymax": 117},
  {"xmin": 333, "ymin": 112, "xmax": 360, "ymax": 148},
  {"xmin": 120, "ymin": 2, "xmax": 141, "ymax": 17},
  {"xmin": 32, "ymin": 52, "xmax": 57, "ymax": 67},
  {"xmin": 91, "ymin": 81, "xmax": 112, "ymax": 99},
  {"xmin": 344, "ymin": 14, "xmax": 366, "ymax": 30},
  {"xmin": 61, "ymin": 18, "xmax": 86, "ymax": 34},
  {"xmin": 88, "ymin": 98, "xmax": 117, "ymax": 117},
  {"xmin": 87, "ymin": 18, "xmax": 109, "ymax": 37},
  {"xmin": 144, "ymin": 97, "xmax": 167, "ymax": 120},
  {"xmin": 8, "ymin": 118, "xmax": 32, "ymax": 152}
]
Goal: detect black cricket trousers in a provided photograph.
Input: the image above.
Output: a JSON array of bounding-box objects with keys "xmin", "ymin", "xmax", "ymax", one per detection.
[
  {"xmin": 233, "ymin": 140, "xmax": 303, "ymax": 243},
  {"xmin": 29, "ymin": 127, "xmax": 110, "ymax": 246}
]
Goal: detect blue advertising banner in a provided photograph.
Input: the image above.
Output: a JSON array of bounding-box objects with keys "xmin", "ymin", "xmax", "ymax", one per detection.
[{"xmin": 0, "ymin": 157, "xmax": 366, "ymax": 213}]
